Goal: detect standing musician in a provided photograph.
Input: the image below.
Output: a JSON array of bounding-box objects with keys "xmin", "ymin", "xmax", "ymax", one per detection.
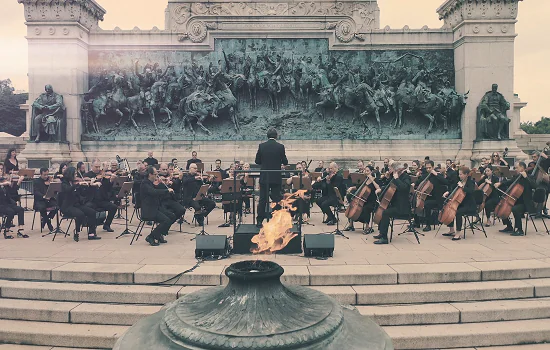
[
  {"xmin": 412, "ymin": 160, "xmax": 449, "ymax": 232},
  {"xmin": 478, "ymin": 157, "xmax": 491, "ymax": 173},
  {"xmin": 441, "ymin": 166, "xmax": 476, "ymax": 241},
  {"xmin": 490, "ymin": 152, "xmax": 509, "ymax": 167},
  {"xmin": 314, "ymin": 162, "xmax": 344, "ymax": 226},
  {"xmin": 0, "ymin": 164, "xmax": 27, "ymax": 239},
  {"xmin": 83, "ymin": 160, "xmax": 117, "ymax": 233},
  {"xmin": 381, "ymin": 158, "xmax": 390, "ymax": 175},
  {"xmin": 477, "ymin": 166, "xmax": 500, "ymax": 226},
  {"xmin": 445, "ymin": 159, "xmax": 458, "ymax": 185},
  {"xmin": 157, "ymin": 163, "xmax": 185, "ymax": 223},
  {"xmin": 286, "ymin": 162, "xmax": 312, "ymax": 222},
  {"xmin": 373, "ymin": 162, "xmax": 411, "ymax": 245},
  {"xmin": 59, "ymin": 167, "xmax": 101, "ymax": 241},
  {"xmin": 255, "ymin": 128, "xmax": 288, "ymax": 228},
  {"xmin": 314, "ymin": 160, "xmax": 325, "ymax": 173},
  {"xmin": 143, "ymin": 151, "xmax": 158, "ymax": 167},
  {"xmin": 181, "ymin": 163, "xmax": 216, "ymax": 226},
  {"xmin": 345, "ymin": 165, "xmax": 380, "ymax": 234},
  {"xmin": 3, "ymin": 149, "xmax": 19, "ymax": 174},
  {"xmin": 33, "ymin": 167, "xmax": 58, "ymax": 232},
  {"xmin": 186, "ymin": 151, "xmax": 202, "ymax": 170},
  {"xmin": 495, "ymin": 162, "xmax": 536, "ymax": 236},
  {"xmin": 140, "ymin": 166, "xmax": 171, "ymax": 246}
]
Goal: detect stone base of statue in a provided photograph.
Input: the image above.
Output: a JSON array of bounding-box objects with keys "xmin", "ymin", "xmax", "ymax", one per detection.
[
  {"xmin": 17, "ymin": 141, "xmax": 82, "ymax": 169},
  {"xmin": 472, "ymin": 140, "xmax": 527, "ymax": 164}
]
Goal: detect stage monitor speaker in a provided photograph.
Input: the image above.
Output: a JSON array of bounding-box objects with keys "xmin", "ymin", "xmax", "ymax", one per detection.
[
  {"xmin": 303, "ymin": 234, "xmax": 334, "ymax": 257},
  {"xmin": 195, "ymin": 235, "xmax": 229, "ymax": 258}
]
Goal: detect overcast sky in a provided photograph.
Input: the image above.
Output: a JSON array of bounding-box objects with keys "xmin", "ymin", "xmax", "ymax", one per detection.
[{"xmin": 0, "ymin": 0, "xmax": 547, "ymax": 122}]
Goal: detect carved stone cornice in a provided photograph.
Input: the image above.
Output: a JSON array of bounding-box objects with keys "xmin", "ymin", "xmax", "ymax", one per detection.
[
  {"xmin": 437, "ymin": 0, "xmax": 522, "ymax": 30},
  {"xmin": 17, "ymin": 0, "xmax": 106, "ymax": 30},
  {"xmin": 166, "ymin": 1, "xmax": 380, "ymax": 34}
]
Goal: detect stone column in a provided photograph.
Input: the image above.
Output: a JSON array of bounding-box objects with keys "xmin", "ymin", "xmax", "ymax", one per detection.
[
  {"xmin": 16, "ymin": 0, "xmax": 106, "ymax": 166},
  {"xmin": 437, "ymin": 0, "xmax": 526, "ymax": 163}
]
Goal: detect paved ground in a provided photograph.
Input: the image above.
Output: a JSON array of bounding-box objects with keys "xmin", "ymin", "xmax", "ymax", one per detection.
[{"xmin": 1, "ymin": 203, "xmax": 549, "ymax": 268}]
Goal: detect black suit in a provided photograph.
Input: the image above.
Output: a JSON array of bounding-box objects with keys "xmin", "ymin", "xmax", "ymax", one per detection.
[
  {"xmin": 140, "ymin": 178, "xmax": 173, "ymax": 240},
  {"xmin": 0, "ymin": 184, "xmax": 24, "ymax": 227},
  {"xmin": 83, "ymin": 171, "xmax": 117, "ymax": 229},
  {"xmin": 181, "ymin": 173, "xmax": 216, "ymax": 226},
  {"xmin": 378, "ymin": 171, "xmax": 411, "ymax": 240},
  {"xmin": 33, "ymin": 177, "xmax": 58, "ymax": 225},
  {"xmin": 255, "ymin": 138, "xmax": 288, "ymax": 222},
  {"xmin": 59, "ymin": 179, "xmax": 97, "ymax": 234},
  {"xmin": 316, "ymin": 174, "xmax": 344, "ymax": 222},
  {"xmin": 502, "ymin": 174, "xmax": 537, "ymax": 231}
]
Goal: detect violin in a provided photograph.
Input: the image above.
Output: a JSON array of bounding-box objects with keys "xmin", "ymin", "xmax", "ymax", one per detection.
[
  {"xmin": 494, "ymin": 174, "xmax": 524, "ymax": 219},
  {"xmin": 438, "ymin": 172, "xmax": 474, "ymax": 225},
  {"xmin": 373, "ymin": 168, "xmax": 404, "ymax": 225},
  {"xmin": 345, "ymin": 174, "xmax": 374, "ymax": 221},
  {"xmin": 413, "ymin": 172, "xmax": 435, "ymax": 215}
]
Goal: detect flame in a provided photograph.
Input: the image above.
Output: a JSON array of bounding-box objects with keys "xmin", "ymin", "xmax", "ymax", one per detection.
[{"xmin": 251, "ymin": 190, "xmax": 307, "ymax": 254}]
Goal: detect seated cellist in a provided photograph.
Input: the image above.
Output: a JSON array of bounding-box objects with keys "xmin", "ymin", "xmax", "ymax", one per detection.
[
  {"xmin": 496, "ymin": 161, "xmax": 536, "ymax": 236},
  {"xmin": 441, "ymin": 166, "xmax": 476, "ymax": 241},
  {"xmin": 412, "ymin": 160, "xmax": 449, "ymax": 232},
  {"xmin": 344, "ymin": 165, "xmax": 381, "ymax": 234}
]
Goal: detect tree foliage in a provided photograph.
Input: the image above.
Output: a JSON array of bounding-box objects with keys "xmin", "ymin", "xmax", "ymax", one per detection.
[
  {"xmin": 521, "ymin": 117, "xmax": 550, "ymax": 134},
  {"xmin": 0, "ymin": 79, "xmax": 27, "ymax": 136}
]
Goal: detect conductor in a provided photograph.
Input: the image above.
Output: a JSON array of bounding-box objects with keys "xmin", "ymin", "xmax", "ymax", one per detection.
[{"xmin": 255, "ymin": 128, "xmax": 288, "ymax": 228}]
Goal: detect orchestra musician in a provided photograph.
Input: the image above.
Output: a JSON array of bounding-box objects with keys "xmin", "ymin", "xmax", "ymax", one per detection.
[
  {"xmin": 442, "ymin": 166, "xmax": 476, "ymax": 241},
  {"xmin": 55, "ymin": 163, "xmax": 67, "ymax": 179},
  {"xmin": 495, "ymin": 162, "xmax": 536, "ymax": 236},
  {"xmin": 59, "ymin": 166, "xmax": 101, "ymax": 241},
  {"xmin": 412, "ymin": 160, "xmax": 449, "ymax": 232},
  {"xmin": 344, "ymin": 165, "xmax": 380, "ymax": 234},
  {"xmin": 286, "ymin": 162, "xmax": 312, "ymax": 222},
  {"xmin": 477, "ymin": 166, "xmax": 500, "ymax": 226},
  {"xmin": 140, "ymin": 166, "xmax": 171, "ymax": 246},
  {"xmin": 314, "ymin": 162, "xmax": 344, "ymax": 226},
  {"xmin": 157, "ymin": 163, "xmax": 185, "ymax": 223},
  {"xmin": 33, "ymin": 167, "xmax": 58, "ymax": 232},
  {"xmin": 0, "ymin": 163, "xmax": 27, "ymax": 239},
  {"xmin": 314, "ymin": 160, "xmax": 325, "ymax": 173},
  {"xmin": 241, "ymin": 163, "xmax": 253, "ymax": 214},
  {"xmin": 528, "ymin": 150, "xmax": 550, "ymax": 216},
  {"xmin": 4, "ymin": 149, "xmax": 19, "ymax": 174},
  {"xmin": 373, "ymin": 162, "xmax": 411, "ymax": 245},
  {"xmin": 491, "ymin": 152, "xmax": 509, "ymax": 167},
  {"xmin": 181, "ymin": 163, "xmax": 216, "ymax": 226},
  {"xmin": 83, "ymin": 160, "xmax": 118, "ymax": 232},
  {"xmin": 186, "ymin": 151, "xmax": 202, "ymax": 170},
  {"xmin": 445, "ymin": 159, "xmax": 458, "ymax": 184},
  {"xmin": 255, "ymin": 128, "xmax": 288, "ymax": 228},
  {"xmin": 143, "ymin": 151, "xmax": 158, "ymax": 166}
]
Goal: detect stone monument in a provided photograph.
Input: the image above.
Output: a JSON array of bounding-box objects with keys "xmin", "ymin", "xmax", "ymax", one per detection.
[
  {"xmin": 16, "ymin": 0, "xmax": 528, "ymax": 167},
  {"xmin": 31, "ymin": 84, "xmax": 66, "ymax": 143}
]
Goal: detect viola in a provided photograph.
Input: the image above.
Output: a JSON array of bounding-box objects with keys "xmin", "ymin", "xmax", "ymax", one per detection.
[
  {"xmin": 345, "ymin": 175, "xmax": 374, "ymax": 221},
  {"xmin": 373, "ymin": 169, "xmax": 404, "ymax": 225},
  {"xmin": 438, "ymin": 181, "xmax": 467, "ymax": 225},
  {"xmin": 494, "ymin": 174, "xmax": 524, "ymax": 219},
  {"xmin": 413, "ymin": 172, "xmax": 435, "ymax": 215}
]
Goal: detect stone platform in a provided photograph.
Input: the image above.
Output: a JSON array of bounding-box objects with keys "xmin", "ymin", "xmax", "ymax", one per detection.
[{"xmin": 1, "ymin": 204, "xmax": 550, "ymax": 349}]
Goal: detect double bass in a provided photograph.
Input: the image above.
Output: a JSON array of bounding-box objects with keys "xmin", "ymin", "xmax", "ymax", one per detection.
[
  {"xmin": 438, "ymin": 171, "xmax": 473, "ymax": 225},
  {"xmin": 373, "ymin": 169, "xmax": 404, "ymax": 225},
  {"xmin": 345, "ymin": 175, "xmax": 374, "ymax": 221},
  {"xmin": 494, "ymin": 174, "xmax": 524, "ymax": 219}
]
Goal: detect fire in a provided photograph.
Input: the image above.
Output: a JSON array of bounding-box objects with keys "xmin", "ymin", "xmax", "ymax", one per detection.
[{"xmin": 251, "ymin": 190, "xmax": 307, "ymax": 254}]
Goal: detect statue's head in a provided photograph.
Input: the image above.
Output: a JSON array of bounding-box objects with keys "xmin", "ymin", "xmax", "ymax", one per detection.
[
  {"xmin": 492, "ymin": 83, "xmax": 498, "ymax": 92},
  {"xmin": 306, "ymin": 57, "xmax": 312, "ymax": 64},
  {"xmin": 44, "ymin": 85, "xmax": 53, "ymax": 94}
]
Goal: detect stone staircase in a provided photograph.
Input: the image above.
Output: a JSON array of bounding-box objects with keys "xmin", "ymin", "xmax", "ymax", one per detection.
[{"xmin": 2, "ymin": 259, "xmax": 550, "ymax": 349}]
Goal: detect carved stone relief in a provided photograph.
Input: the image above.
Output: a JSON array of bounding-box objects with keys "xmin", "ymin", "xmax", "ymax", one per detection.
[{"xmin": 17, "ymin": 0, "xmax": 105, "ymax": 30}]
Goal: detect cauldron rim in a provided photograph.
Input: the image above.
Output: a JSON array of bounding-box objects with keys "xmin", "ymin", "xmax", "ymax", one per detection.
[{"xmin": 225, "ymin": 260, "xmax": 283, "ymax": 282}]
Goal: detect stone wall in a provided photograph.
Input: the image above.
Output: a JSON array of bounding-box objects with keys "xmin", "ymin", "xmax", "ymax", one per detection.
[
  {"xmin": 0, "ymin": 135, "xmax": 26, "ymax": 161},
  {"xmin": 515, "ymin": 133, "xmax": 550, "ymax": 154}
]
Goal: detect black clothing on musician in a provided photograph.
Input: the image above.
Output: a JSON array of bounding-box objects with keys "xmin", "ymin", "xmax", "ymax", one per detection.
[
  {"xmin": 0, "ymin": 185, "xmax": 24, "ymax": 228},
  {"xmin": 346, "ymin": 182, "xmax": 376, "ymax": 224},
  {"xmin": 181, "ymin": 173, "xmax": 216, "ymax": 226},
  {"xmin": 140, "ymin": 178, "xmax": 173, "ymax": 241},
  {"xmin": 414, "ymin": 172, "xmax": 449, "ymax": 227},
  {"xmin": 83, "ymin": 171, "xmax": 117, "ymax": 229},
  {"xmin": 186, "ymin": 158, "xmax": 202, "ymax": 170},
  {"xmin": 33, "ymin": 177, "xmax": 58, "ymax": 229},
  {"xmin": 156, "ymin": 179, "xmax": 185, "ymax": 224},
  {"xmin": 477, "ymin": 174, "xmax": 500, "ymax": 220},
  {"xmin": 255, "ymin": 138, "xmax": 288, "ymax": 223},
  {"xmin": 377, "ymin": 172, "xmax": 411, "ymax": 241},
  {"xmin": 501, "ymin": 175, "xmax": 536, "ymax": 232},
  {"xmin": 314, "ymin": 167, "xmax": 325, "ymax": 173},
  {"xmin": 315, "ymin": 173, "xmax": 344, "ymax": 223},
  {"xmin": 59, "ymin": 179, "xmax": 97, "ymax": 235},
  {"xmin": 446, "ymin": 168, "xmax": 459, "ymax": 186},
  {"xmin": 446, "ymin": 178, "xmax": 476, "ymax": 231},
  {"xmin": 144, "ymin": 157, "xmax": 158, "ymax": 166},
  {"xmin": 3, "ymin": 159, "xmax": 19, "ymax": 174}
]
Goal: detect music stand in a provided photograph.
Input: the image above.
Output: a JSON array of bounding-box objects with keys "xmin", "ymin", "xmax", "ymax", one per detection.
[
  {"xmin": 471, "ymin": 172, "xmax": 483, "ymax": 183},
  {"xmin": 18, "ymin": 169, "xmax": 36, "ymax": 211},
  {"xmin": 112, "ymin": 176, "xmax": 128, "ymax": 219},
  {"xmin": 343, "ymin": 170, "xmax": 350, "ymax": 179},
  {"xmin": 196, "ymin": 163, "xmax": 205, "ymax": 172},
  {"xmin": 115, "ymin": 182, "xmax": 135, "ymax": 240},
  {"xmin": 206, "ymin": 171, "xmax": 222, "ymax": 182},
  {"xmin": 190, "ymin": 184, "xmax": 212, "ymax": 240},
  {"xmin": 321, "ymin": 187, "xmax": 348, "ymax": 239},
  {"xmin": 41, "ymin": 182, "xmax": 63, "ymax": 237},
  {"xmin": 349, "ymin": 173, "xmax": 367, "ymax": 187}
]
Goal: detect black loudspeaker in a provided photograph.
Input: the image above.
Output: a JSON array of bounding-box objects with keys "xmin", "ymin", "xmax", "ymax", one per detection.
[
  {"xmin": 303, "ymin": 234, "xmax": 335, "ymax": 257},
  {"xmin": 195, "ymin": 235, "xmax": 230, "ymax": 258},
  {"xmin": 233, "ymin": 224, "xmax": 302, "ymax": 254}
]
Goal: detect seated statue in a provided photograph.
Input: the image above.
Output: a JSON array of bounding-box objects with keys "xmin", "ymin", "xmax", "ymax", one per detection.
[
  {"xmin": 31, "ymin": 84, "xmax": 65, "ymax": 143},
  {"xmin": 477, "ymin": 83, "xmax": 510, "ymax": 140}
]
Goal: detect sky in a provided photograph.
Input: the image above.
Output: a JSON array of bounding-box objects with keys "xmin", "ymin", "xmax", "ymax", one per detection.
[{"xmin": 0, "ymin": 0, "xmax": 547, "ymax": 122}]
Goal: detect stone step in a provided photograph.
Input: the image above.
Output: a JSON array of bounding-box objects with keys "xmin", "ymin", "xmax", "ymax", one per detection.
[
  {"xmin": 357, "ymin": 297, "xmax": 550, "ymax": 326},
  {"xmin": 0, "ymin": 346, "xmax": 96, "ymax": 350},
  {"xmin": 0, "ymin": 319, "xmax": 127, "ymax": 349},
  {"xmin": 384, "ymin": 319, "xmax": 550, "ymax": 349}
]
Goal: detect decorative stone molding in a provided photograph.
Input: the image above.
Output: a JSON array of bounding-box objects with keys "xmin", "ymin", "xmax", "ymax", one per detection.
[
  {"xmin": 17, "ymin": 0, "xmax": 106, "ymax": 30},
  {"xmin": 166, "ymin": 1, "xmax": 380, "ymax": 33},
  {"xmin": 437, "ymin": 0, "xmax": 521, "ymax": 30}
]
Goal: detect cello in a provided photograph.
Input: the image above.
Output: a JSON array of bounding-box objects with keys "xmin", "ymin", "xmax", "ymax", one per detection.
[
  {"xmin": 438, "ymin": 170, "xmax": 473, "ymax": 225},
  {"xmin": 373, "ymin": 169, "xmax": 404, "ymax": 225},
  {"xmin": 477, "ymin": 175, "xmax": 493, "ymax": 213},
  {"xmin": 345, "ymin": 174, "xmax": 374, "ymax": 221},
  {"xmin": 413, "ymin": 172, "xmax": 435, "ymax": 215},
  {"xmin": 494, "ymin": 174, "xmax": 524, "ymax": 219}
]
